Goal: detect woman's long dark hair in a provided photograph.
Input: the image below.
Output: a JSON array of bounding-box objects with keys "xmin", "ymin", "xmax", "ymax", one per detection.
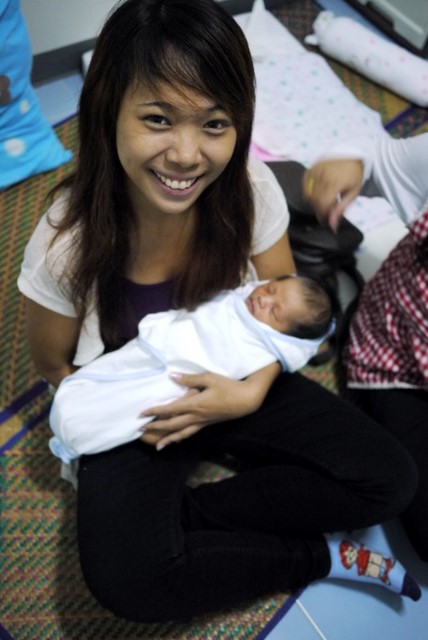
[{"xmin": 50, "ymin": 0, "xmax": 256, "ymax": 348}]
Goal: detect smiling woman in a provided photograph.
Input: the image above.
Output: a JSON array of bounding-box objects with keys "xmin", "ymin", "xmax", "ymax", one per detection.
[
  {"xmin": 115, "ymin": 81, "xmax": 237, "ymax": 227},
  {"xmin": 17, "ymin": 0, "xmax": 419, "ymax": 624}
]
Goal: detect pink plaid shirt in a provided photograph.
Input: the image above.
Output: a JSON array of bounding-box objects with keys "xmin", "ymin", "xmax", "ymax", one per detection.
[{"xmin": 344, "ymin": 208, "xmax": 428, "ymax": 389}]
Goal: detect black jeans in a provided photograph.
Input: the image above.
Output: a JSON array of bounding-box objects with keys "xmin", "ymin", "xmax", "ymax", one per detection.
[
  {"xmin": 351, "ymin": 387, "xmax": 428, "ymax": 563},
  {"xmin": 77, "ymin": 373, "xmax": 417, "ymax": 622}
]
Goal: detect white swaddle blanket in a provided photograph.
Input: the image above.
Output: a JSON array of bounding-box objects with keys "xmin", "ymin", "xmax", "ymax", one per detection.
[{"xmin": 49, "ymin": 283, "xmax": 327, "ymax": 463}]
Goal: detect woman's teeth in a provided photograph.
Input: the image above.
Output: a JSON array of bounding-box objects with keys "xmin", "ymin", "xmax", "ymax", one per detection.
[{"xmin": 155, "ymin": 172, "xmax": 197, "ymax": 190}]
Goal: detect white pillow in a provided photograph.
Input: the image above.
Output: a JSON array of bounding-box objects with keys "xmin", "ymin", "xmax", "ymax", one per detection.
[{"xmin": 0, "ymin": 0, "xmax": 72, "ymax": 190}]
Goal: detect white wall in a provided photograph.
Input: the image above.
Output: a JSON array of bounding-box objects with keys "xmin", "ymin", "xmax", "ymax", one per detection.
[
  {"xmin": 20, "ymin": 0, "xmax": 228, "ymax": 55},
  {"xmin": 21, "ymin": 0, "xmax": 117, "ymax": 54}
]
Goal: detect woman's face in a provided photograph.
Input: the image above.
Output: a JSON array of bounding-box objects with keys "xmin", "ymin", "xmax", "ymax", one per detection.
[{"xmin": 116, "ymin": 80, "xmax": 237, "ymax": 219}]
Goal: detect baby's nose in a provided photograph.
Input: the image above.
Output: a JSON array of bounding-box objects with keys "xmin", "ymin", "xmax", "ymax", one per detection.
[{"xmin": 259, "ymin": 292, "xmax": 273, "ymax": 307}]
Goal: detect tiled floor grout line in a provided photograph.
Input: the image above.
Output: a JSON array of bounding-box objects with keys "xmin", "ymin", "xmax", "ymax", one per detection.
[{"xmin": 295, "ymin": 598, "xmax": 329, "ymax": 639}]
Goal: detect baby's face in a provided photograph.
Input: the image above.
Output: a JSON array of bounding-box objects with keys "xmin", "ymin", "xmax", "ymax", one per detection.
[{"xmin": 245, "ymin": 278, "xmax": 306, "ymax": 333}]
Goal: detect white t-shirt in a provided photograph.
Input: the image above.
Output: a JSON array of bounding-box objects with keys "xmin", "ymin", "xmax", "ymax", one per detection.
[{"xmin": 18, "ymin": 155, "xmax": 290, "ymax": 367}]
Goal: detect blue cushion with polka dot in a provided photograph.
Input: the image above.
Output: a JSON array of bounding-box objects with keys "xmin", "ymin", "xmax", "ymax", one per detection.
[{"xmin": 0, "ymin": 0, "xmax": 72, "ymax": 190}]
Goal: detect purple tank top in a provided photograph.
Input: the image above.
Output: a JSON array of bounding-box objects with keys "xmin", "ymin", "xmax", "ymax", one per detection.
[{"xmin": 120, "ymin": 278, "xmax": 175, "ymax": 343}]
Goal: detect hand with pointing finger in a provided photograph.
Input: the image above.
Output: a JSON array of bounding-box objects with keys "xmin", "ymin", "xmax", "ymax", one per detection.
[{"xmin": 303, "ymin": 159, "xmax": 364, "ymax": 232}]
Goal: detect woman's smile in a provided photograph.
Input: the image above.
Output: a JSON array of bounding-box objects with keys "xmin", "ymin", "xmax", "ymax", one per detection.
[{"xmin": 152, "ymin": 170, "xmax": 200, "ymax": 194}]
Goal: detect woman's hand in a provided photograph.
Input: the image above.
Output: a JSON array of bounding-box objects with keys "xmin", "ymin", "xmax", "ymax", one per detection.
[
  {"xmin": 140, "ymin": 363, "xmax": 280, "ymax": 450},
  {"xmin": 303, "ymin": 159, "xmax": 364, "ymax": 232}
]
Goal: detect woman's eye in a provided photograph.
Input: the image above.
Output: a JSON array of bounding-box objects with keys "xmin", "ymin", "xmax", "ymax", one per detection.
[
  {"xmin": 143, "ymin": 114, "xmax": 169, "ymax": 126},
  {"xmin": 204, "ymin": 119, "xmax": 231, "ymax": 132}
]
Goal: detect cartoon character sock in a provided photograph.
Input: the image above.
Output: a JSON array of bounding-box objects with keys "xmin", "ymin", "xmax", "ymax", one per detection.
[{"xmin": 325, "ymin": 534, "xmax": 421, "ymax": 601}]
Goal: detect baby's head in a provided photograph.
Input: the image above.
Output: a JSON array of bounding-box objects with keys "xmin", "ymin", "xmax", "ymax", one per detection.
[{"xmin": 245, "ymin": 275, "xmax": 333, "ymax": 339}]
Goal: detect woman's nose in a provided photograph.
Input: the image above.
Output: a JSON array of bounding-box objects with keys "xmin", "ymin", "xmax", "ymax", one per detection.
[{"xmin": 166, "ymin": 129, "xmax": 202, "ymax": 167}]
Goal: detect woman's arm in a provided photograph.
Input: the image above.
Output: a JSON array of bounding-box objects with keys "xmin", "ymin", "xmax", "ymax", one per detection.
[
  {"xmin": 141, "ymin": 362, "xmax": 281, "ymax": 450},
  {"xmin": 251, "ymin": 232, "xmax": 296, "ymax": 278},
  {"xmin": 24, "ymin": 297, "xmax": 80, "ymax": 387},
  {"xmin": 304, "ymin": 133, "xmax": 428, "ymax": 230}
]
